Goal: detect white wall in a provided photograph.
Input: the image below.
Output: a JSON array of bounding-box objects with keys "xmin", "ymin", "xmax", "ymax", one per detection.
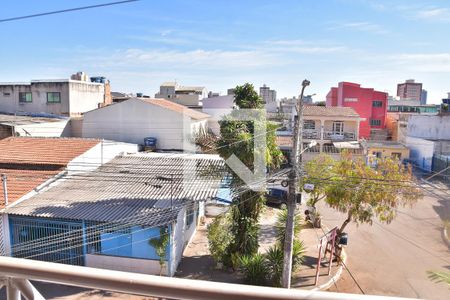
[
  {"xmin": 67, "ymin": 141, "xmax": 139, "ymax": 173},
  {"xmin": 14, "ymin": 119, "xmax": 70, "ymax": 138},
  {"xmin": 83, "ymin": 99, "xmax": 197, "ymax": 150},
  {"xmin": 68, "ymin": 81, "xmax": 104, "ymax": 115},
  {"xmin": 170, "ymin": 207, "xmax": 186, "ymax": 277},
  {"xmin": 408, "ymin": 115, "xmax": 450, "ymax": 140},
  {"xmin": 0, "ymin": 81, "xmax": 104, "ymax": 116},
  {"xmin": 85, "ymin": 254, "xmax": 163, "ymax": 275},
  {"xmin": 405, "ymin": 136, "xmax": 435, "ymax": 171}
]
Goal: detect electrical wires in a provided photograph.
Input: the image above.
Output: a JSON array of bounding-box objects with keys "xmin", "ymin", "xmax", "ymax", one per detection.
[{"xmin": 0, "ymin": 0, "xmax": 140, "ymax": 24}]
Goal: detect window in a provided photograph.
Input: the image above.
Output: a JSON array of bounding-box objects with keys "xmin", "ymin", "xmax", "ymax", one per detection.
[
  {"xmin": 373, "ymin": 100, "xmax": 383, "ymax": 107},
  {"xmin": 186, "ymin": 206, "xmax": 195, "ymax": 227},
  {"xmin": 47, "ymin": 92, "xmax": 61, "ymax": 103},
  {"xmin": 372, "ymin": 151, "xmax": 382, "ymax": 158},
  {"xmin": 19, "ymin": 92, "xmax": 32, "ymax": 103},
  {"xmin": 332, "ymin": 121, "xmax": 344, "ymax": 133},
  {"xmin": 370, "ymin": 119, "xmax": 381, "ymax": 126},
  {"xmin": 303, "ymin": 120, "xmax": 315, "ymax": 130},
  {"xmin": 392, "ymin": 152, "xmax": 402, "ymax": 159}
]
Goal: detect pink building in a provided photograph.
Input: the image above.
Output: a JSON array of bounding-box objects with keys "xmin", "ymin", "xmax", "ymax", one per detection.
[{"xmin": 326, "ymin": 82, "xmax": 387, "ymax": 139}]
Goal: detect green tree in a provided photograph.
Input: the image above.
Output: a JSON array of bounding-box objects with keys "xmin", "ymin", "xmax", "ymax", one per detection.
[
  {"xmin": 149, "ymin": 226, "xmax": 170, "ymax": 275},
  {"xmin": 325, "ymin": 153, "xmax": 422, "ymax": 233},
  {"xmin": 216, "ymin": 83, "xmax": 283, "ymax": 263},
  {"xmin": 303, "ymin": 154, "xmax": 335, "ymax": 208}
]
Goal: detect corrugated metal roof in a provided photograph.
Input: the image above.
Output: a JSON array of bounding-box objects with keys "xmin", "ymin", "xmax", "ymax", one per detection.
[{"xmin": 6, "ymin": 154, "xmax": 226, "ymax": 226}]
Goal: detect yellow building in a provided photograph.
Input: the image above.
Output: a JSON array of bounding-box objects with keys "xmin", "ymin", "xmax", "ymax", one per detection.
[{"xmin": 364, "ymin": 141, "xmax": 410, "ymax": 162}]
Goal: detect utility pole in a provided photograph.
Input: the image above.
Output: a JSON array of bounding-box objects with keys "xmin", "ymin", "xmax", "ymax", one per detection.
[{"xmin": 282, "ymin": 79, "xmax": 310, "ymax": 288}]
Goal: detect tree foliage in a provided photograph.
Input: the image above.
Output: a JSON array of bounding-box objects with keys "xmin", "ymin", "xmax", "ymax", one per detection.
[
  {"xmin": 305, "ymin": 152, "xmax": 422, "ymax": 233},
  {"xmin": 303, "ymin": 154, "xmax": 335, "ymax": 208},
  {"xmin": 214, "ymin": 83, "xmax": 283, "ymax": 264},
  {"xmin": 149, "ymin": 226, "xmax": 170, "ymax": 275},
  {"xmin": 207, "ymin": 213, "xmax": 234, "ymax": 266}
]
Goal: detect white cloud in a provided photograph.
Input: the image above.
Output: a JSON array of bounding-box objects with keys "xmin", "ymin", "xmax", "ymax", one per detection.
[
  {"xmin": 328, "ymin": 21, "xmax": 388, "ymax": 34},
  {"xmin": 390, "ymin": 53, "xmax": 450, "ymax": 72},
  {"xmin": 416, "ymin": 7, "xmax": 449, "ymax": 20}
]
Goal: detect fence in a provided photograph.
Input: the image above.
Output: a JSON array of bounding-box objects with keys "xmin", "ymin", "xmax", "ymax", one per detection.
[{"xmin": 432, "ymin": 154, "xmax": 450, "ymax": 181}]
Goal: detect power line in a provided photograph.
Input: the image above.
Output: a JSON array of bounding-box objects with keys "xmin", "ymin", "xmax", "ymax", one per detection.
[{"xmin": 0, "ymin": 0, "xmax": 140, "ymax": 24}]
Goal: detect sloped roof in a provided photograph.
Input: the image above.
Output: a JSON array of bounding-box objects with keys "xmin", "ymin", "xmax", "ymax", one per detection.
[
  {"xmin": 0, "ymin": 137, "xmax": 100, "ymax": 208},
  {"xmin": 0, "ymin": 137, "xmax": 99, "ymax": 165},
  {"xmin": 304, "ymin": 106, "xmax": 359, "ymax": 117},
  {"xmin": 6, "ymin": 154, "xmax": 225, "ymax": 226},
  {"xmin": 138, "ymin": 98, "xmax": 210, "ymax": 120}
]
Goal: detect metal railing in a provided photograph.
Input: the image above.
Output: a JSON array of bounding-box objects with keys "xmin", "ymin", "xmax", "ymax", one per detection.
[
  {"xmin": 323, "ymin": 131, "xmax": 356, "ymax": 140},
  {"xmin": 0, "ymin": 257, "xmax": 419, "ymax": 300},
  {"xmin": 302, "ymin": 129, "xmax": 321, "ymax": 139}
]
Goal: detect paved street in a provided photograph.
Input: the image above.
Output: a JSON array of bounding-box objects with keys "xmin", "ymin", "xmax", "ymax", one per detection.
[{"xmin": 321, "ymin": 179, "xmax": 450, "ymax": 299}]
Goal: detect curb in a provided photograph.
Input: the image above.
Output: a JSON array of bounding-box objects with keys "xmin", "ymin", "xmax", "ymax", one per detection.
[
  {"xmin": 443, "ymin": 226, "xmax": 450, "ymax": 249},
  {"xmin": 310, "ymin": 224, "xmax": 347, "ymax": 291}
]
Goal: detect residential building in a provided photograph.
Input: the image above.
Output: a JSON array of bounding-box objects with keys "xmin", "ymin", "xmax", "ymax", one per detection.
[
  {"xmin": 0, "ymin": 114, "xmax": 70, "ymax": 139},
  {"xmin": 260, "ymin": 84, "xmax": 278, "ymax": 113},
  {"xmin": 155, "ymin": 82, "xmax": 208, "ymax": 107},
  {"xmin": 0, "ymin": 137, "xmax": 138, "ymax": 255},
  {"xmin": 111, "ymin": 92, "xmax": 133, "ymax": 103},
  {"xmin": 386, "ymin": 98, "xmax": 438, "ymax": 142},
  {"xmin": 0, "ymin": 74, "xmax": 111, "ymax": 117},
  {"xmin": 405, "ymin": 114, "xmax": 450, "ymax": 171},
  {"xmin": 420, "ymin": 89, "xmax": 428, "ymax": 105},
  {"xmin": 363, "ymin": 141, "xmax": 410, "ymax": 167},
  {"xmin": 442, "ymin": 92, "xmax": 450, "ymax": 105},
  {"xmin": 397, "ymin": 79, "xmax": 423, "ymax": 102},
  {"xmin": 82, "ymin": 98, "xmax": 209, "ymax": 150},
  {"xmin": 277, "ymin": 106, "xmax": 363, "ymax": 162},
  {"xmin": 326, "ymin": 82, "xmax": 388, "ymax": 139},
  {"xmin": 4, "ymin": 152, "xmax": 224, "ymax": 276},
  {"xmin": 201, "ymin": 95, "xmax": 235, "ymax": 135}
]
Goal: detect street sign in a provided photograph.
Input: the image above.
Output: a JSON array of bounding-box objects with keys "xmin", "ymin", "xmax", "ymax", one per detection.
[{"xmin": 304, "ymin": 183, "xmax": 315, "ymax": 191}]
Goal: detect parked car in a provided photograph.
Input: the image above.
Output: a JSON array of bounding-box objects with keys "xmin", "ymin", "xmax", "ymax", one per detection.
[{"xmin": 265, "ymin": 187, "xmax": 288, "ymax": 208}]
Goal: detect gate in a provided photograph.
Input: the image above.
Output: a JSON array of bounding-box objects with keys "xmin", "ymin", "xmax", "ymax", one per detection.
[{"xmin": 9, "ymin": 216, "xmax": 84, "ymax": 266}]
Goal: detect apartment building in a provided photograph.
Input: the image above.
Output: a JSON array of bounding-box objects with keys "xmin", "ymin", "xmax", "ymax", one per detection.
[
  {"xmin": 0, "ymin": 75, "xmax": 111, "ymax": 116},
  {"xmin": 397, "ymin": 79, "xmax": 423, "ymax": 103},
  {"xmin": 155, "ymin": 82, "xmax": 208, "ymax": 107},
  {"xmin": 326, "ymin": 82, "xmax": 387, "ymax": 139}
]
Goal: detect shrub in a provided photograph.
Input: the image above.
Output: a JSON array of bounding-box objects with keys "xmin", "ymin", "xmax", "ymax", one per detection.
[
  {"xmin": 292, "ymin": 240, "xmax": 306, "ymax": 271},
  {"xmin": 239, "ymin": 253, "xmax": 268, "ymax": 286},
  {"xmin": 265, "ymin": 245, "xmax": 284, "ymax": 287},
  {"xmin": 275, "ymin": 208, "xmax": 302, "ymax": 244},
  {"xmin": 207, "ymin": 214, "xmax": 233, "ymax": 266}
]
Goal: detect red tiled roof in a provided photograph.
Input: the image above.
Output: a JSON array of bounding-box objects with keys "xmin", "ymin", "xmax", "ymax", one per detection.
[
  {"xmin": 304, "ymin": 106, "xmax": 359, "ymax": 117},
  {"xmin": 0, "ymin": 167, "xmax": 63, "ymax": 206},
  {"xmin": 0, "ymin": 137, "xmax": 100, "ymax": 208},
  {"xmin": 0, "ymin": 137, "xmax": 99, "ymax": 165},
  {"xmin": 139, "ymin": 98, "xmax": 210, "ymax": 120}
]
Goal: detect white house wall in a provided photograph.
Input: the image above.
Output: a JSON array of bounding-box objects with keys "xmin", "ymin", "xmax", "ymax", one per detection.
[
  {"xmin": 85, "ymin": 254, "xmax": 164, "ymax": 275},
  {"xmin": 67, "ymin": 141, "xmax": 139, "ymax": 173},
  {"xmin": 14, "ymin": 119, "xmax": 70, "ymax": 138},
  {"xmin": 82, "ymin": 99, "xmax": 190, "ymax": 150},
  {"xmin": 405, "ymin": 136, "xmax": 435, "ymax": 171},
  {"xmin": 408, "ymin": 115, "xmax": 450, "ymax": 140},
  {"xmin": 68, "ymin": 81, "xmax": 104, "ymax": 115}
]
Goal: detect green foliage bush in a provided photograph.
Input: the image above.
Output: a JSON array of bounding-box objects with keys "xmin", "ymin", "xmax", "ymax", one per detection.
[
  {"xmin": 207, "ymin": 214, "xmax": 233, "ymax": 266},
  {"xmin": 239, "ymin": 253, "xmax": 268, "ymax": 286}
]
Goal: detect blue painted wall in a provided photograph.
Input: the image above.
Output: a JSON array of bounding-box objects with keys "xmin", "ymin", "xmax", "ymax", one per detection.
[{"xmin": 100, "ymin": 226, "xmax": 170, "ymax": 260}]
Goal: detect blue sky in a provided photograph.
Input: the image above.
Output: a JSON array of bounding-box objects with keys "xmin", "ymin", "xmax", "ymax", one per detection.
[{"xmin": 1, "ymin": 0, "xmax": 450, "ymax": 103}]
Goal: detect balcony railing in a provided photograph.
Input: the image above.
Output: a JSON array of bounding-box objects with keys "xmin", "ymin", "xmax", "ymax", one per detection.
[
  {"xmin": 323, "ymin": 131, "xmax": 356, "ymax": 141},
  {"xmin": 0, "ymin": 257, "xmax": 418, "ymax": 300},
  {"xmin": 302, "ymin": 129, "xmax": 321, "ymax": 139}
]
